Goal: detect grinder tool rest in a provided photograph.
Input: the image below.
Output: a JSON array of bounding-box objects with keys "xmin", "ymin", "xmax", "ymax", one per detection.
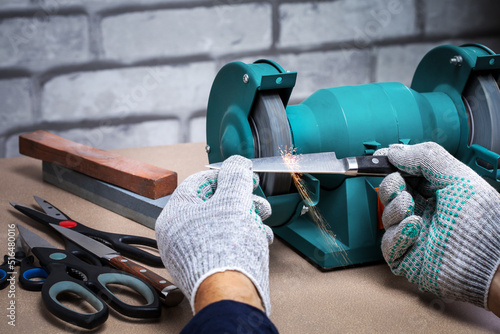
[{"xmin": 206, "ymin": 44, "xmax": 500, "ymax": 270}]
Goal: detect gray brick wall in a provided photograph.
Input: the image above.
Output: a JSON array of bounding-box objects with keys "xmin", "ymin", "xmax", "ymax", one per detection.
[{"xmin": 1, "ymin": 0, "xmax": 499, "ymax": 158}]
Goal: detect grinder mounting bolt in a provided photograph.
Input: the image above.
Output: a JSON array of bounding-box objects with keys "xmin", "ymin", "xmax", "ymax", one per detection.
[
  {"xmin": 243, "ymin": 74, "xmax": 249, "ymax": 84},
  {"xmin": 450, "ymin": 55, "xmax": 463, "ymax": 67}
]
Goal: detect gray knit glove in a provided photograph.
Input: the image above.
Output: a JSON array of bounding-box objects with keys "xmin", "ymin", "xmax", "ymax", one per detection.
[
  {"xmin": 377, "ymin": 142, "xmax": 500, "ymax": 308},
  {"xmin": 155, "ymin": 155, "xmax": 273, "ymax": 315}
]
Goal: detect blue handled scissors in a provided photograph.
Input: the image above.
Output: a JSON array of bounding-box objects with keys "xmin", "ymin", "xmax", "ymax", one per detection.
[
  {"xmin": 17, "ymin": 224, "xmax": 161, "ymax": 329},
  {"xmin": 11, "ymin": 196, "xmax": 162, "ymax": 267},
  {"xmin": 0, "ymin": 237, "xmax": 48, "ymax": 291}
]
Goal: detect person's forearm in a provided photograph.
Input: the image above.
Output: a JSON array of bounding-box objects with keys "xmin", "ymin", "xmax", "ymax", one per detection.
[
  {"xmin": 194, "ymin": 270, "xmax": 264, "ymax": 314},
  {"xmin": 488, "ymin": 266, "xmax": 500, "ymax": 317}
]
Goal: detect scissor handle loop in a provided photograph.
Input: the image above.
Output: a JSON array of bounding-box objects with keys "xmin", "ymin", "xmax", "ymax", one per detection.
[
  {"xmin": 43, "ymin": 280, "xmax": 108, "ymax": 329},
  {"xmin": 33, "ymin": 247, "xmax": 161, "ymax": 329},
  {"xmin": 110, "ymin": 235, "xmax": 163, "ymax": 267},
  {"xmin": 20, "ymin": 267, "xmax": 48, "ymax": 291},
  {"xmin": 23, "ymin": 267, "xmax": 47, "ymax": 279},
  {"xmin": 18, "ymin": 256, "xmax": 47, "ymax": 291},
  {"xmin": 68, "ymin": 248, "xmax": 103, "ymax": 267},
  {"xmin": 93, "ymin": 272, "xmax": 159, "ymax": 318},
  {"xmin": 0, "ymin": 269, "xmax": 7, "ymax": 289}
]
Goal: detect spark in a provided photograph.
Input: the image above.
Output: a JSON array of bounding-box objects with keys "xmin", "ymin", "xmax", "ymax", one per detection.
[{"xmin": 280, "ymin": 147, "xmax": 350, "ymax": 265}]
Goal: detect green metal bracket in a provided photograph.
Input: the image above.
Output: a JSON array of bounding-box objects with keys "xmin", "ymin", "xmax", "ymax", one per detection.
[
  {"xmin": 468, "ymin": 144, "xmax": 500, "ymax": 182},
  {"xmin": 363, "ymin": 141, "xmax": 381, "ymax": 155},
  {"xmin": 475, "ymin": 55, "xmax": 500, "ymax": 71}
]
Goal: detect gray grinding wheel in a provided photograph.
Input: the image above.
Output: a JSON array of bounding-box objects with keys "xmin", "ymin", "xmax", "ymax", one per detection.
[
  {"xmin": 249, "ymin": 92, "xmax": 292, "ymax": 195},
  {"xmin": 462, "ymin": 73, "xmax": 500, "ymax": 167}
]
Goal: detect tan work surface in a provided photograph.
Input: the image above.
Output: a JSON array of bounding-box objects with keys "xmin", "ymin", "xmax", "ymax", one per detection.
[{"xmin": 0, "ymin": 143, "xmax": 498, "ymax": 333}]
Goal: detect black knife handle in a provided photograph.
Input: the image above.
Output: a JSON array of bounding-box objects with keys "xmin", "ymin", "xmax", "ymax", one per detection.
[{"xmin": 355, "ymin": 156, "xmax": 398, "ymax": 175}]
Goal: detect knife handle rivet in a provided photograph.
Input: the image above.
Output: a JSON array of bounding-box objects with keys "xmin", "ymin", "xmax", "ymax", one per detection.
[
  {"xmin": 372, "ymin": 158, "xmax": 380, "ymax": 164},
  {"xmin": 121, "ymin": 259, "xmax": 128, "ymax": 262},
  {"xmin": 140, "ymin": 269, "xmax": 147, "ymax": 273},
  {"xmin": 159, "ymin": 280, "xmax": 167, "ymax": 284}
]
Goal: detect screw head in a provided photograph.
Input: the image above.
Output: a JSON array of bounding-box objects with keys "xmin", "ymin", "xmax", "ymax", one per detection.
[
  {"xmin": 450, "ymin": 55, "xmax": 463, "ymax": 67},
  {"xmin": 242, "ymin": 74, "xmax": 249, "ymax": 84}
]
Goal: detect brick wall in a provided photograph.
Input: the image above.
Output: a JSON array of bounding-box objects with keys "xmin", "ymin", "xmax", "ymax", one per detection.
[{"xmin": 1, "ymin": 0, "xmax": 499, "ymax": 158}]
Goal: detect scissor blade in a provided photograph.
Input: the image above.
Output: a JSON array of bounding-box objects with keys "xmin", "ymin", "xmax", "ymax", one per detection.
[
  {"xmin": 17, "ymin": 224, "xmax": 57, "ymax": 250},
  {"xmin": 50, "ymin": 224, "xmax": 119, "ymax": 260},
  {"xmin": 10, "ymin": 202, "xmax": 63, "ymax": 226},
  {"xmin": 34, "ymin": 196, "xmax": 71, "ymax": 220},
  {"xmin": 16, "ymin": 234, "xmax": 30, "ymax": 254},
  {"xmin": 207, "ymin": 152, "xmax": 349, "ymax": 174}
]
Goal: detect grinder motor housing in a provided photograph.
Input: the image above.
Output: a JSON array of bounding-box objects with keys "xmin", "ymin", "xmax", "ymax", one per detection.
[{"xmin": 206, "ymin": 44, "xmax": 500, "ymax": 269}]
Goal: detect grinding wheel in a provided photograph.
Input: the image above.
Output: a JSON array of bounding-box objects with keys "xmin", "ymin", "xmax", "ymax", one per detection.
[
  {"xmin": 462, "ymin": 73, "xmax": 500, "ymax": 164},
  {"xmin": 249, "ymin": 92, "xmax": 292, "ymax": 195}
]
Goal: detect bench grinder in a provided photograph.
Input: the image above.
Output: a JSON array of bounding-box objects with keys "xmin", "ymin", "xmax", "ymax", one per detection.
[{"xmin": 206, "ymin": 44, "xmax": 500, "ymax": 269}]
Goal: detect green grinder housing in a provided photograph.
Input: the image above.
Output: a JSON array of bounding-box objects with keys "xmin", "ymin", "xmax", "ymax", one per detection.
[{"xmin": 206, "ymin": 44, "xmax": 500, "ymax": 269}]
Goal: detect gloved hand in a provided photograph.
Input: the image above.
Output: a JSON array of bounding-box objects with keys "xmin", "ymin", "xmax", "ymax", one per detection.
[
  {"xmin": 155, "ymin": 155, "xmax": 273, "ymax": 315},
  {"xmin": 376, "ymin": 142, "xmax": 500, "ymax": 309}
]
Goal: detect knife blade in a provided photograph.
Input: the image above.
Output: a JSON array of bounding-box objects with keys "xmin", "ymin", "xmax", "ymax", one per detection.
[
  {"xmin": 207, "ymin": 152, "xmax": 398, "ymax": 176},
  {"xmin": 49, "ymin": 223, "xmax": 184, "ymax": 307}
]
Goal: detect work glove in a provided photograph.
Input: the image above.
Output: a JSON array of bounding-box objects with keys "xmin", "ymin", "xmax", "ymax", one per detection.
[
  {"xmin": 155, "ymin": 155, "xmax": 273, "ymax": 315},
  {"xmin": 376, "ymin": 142, "xmax": 500, "ymax": 309}
]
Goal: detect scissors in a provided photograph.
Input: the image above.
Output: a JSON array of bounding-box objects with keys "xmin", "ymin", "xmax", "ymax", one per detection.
[
  {"xmin": 0, "ymin": 237, "xmax": 48, "ymax": 291},
  {"xmin": 10, "ymin": 196, "xmax": 163, "ymax": 267},
  {"xmin": 17, "ymin": 224, "xmax": 161, "ymax": 329}
]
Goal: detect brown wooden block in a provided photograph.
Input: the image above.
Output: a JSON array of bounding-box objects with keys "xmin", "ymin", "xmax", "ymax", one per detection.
[{"xmin": 19, "ymin": 130, "xmax": 177, "ymax": 199}]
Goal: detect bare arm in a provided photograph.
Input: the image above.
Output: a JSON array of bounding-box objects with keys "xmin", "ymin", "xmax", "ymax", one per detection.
[{"xmin": 194, "ymin": 271, "xmax": 264, "ymax": 314}]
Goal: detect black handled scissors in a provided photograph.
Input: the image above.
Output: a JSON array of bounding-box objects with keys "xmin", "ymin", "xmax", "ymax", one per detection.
[
  {"xmin": 0, "ymin": 237, "xmax": 48, "ymax": 291},
  {"xmin": 11, "ymin": 196, "xmax": 163, "ymax": 267},
  {"xmin": 17, "ymin": 224, "xmax": 161, "ymax": 329}
]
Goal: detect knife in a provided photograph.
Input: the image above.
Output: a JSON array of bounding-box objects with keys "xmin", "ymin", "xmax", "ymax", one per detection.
[
  {"xmin": 207, "ymin": 152, "xmax": 398, "ymax": 176},
  {"xmin": 49, "ymin": 223, "xmax": 184, "ymax": 307}
]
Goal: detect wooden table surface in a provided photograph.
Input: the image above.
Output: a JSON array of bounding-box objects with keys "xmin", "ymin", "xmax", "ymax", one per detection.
[{"xmin": 0, "ymin": 142, "xmax": 499, "ymax": 333}]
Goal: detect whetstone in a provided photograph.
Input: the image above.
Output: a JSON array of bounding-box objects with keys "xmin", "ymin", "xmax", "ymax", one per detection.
[
  {"xmin": 42, "ymin": 162, "xmax": 169, "ymax": 229},
  {"xmin": 19, "ymin": 130, "xmax": 177, "ymax": 199}
]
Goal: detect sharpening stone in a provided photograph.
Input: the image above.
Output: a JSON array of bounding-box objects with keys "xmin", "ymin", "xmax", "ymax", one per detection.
[
  {"xmin": 42, "ymin": 161, "xmax": 170, "ymax": 229},
  {"xmin": 21, "ymin": 130, "xmax": 177, "ymax": 199}
]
